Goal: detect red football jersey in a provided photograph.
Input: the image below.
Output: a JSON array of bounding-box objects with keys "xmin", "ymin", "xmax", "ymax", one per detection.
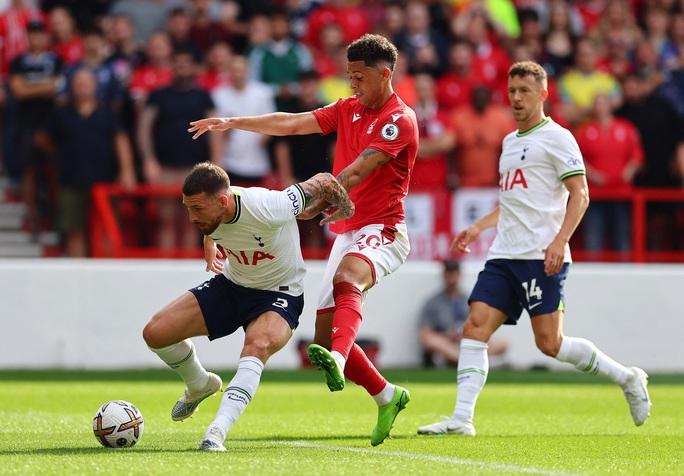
[{"xmin": 313, "ymin": 93, "xmax": 418, "ymax": 234}]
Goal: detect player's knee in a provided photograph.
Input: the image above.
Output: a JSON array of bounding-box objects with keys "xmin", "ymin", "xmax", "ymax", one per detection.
[
  {"xmin": 142, "ymin": 313, "xmax": 164, "ymax": 348},
  {"xmin": 462, "ymin": 318, "xmax": 489, "ymax": 341},
  {"xmin": 242, "ymin": 338, "xmax": 272, "ymax": 360},
  {"xmin": 536, "ymin": 335, "xmax": 561, "ymax": 357}
]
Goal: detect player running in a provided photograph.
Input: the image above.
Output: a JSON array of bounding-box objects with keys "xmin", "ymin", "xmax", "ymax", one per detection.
[
  {"xmin": 188, "ymin": 34, "xmax": 418, "ymax": 446},
  {"xmin": 142, "ymin": 162, "xmax": 354, "ymax": 451},
  {"xmin": 417, "ymin": 61, "xmax": 651, "ymax": 437}
]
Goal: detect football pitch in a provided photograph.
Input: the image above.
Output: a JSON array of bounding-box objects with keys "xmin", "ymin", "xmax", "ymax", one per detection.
[{"xmin": 1, "ymin": 370, "xmax": 682, "ymax": 475}]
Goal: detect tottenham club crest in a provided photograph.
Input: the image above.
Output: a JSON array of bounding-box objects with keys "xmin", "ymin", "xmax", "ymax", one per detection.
[{"xmin": 381, "ymin": 123, "xmax": 399, "ymax": 141}]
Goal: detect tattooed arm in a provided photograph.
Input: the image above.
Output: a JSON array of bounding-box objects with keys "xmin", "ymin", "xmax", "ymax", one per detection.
[
  {"xmin": 297, "ymin": 173, "xmax": 355, "ymax": 224},
  {"xmin": 335, "ymin": 147, "xmax": 393, "ymax": 191}
]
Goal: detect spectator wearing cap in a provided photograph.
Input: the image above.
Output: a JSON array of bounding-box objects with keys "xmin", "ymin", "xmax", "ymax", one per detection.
[{"xmin": 418, "ymin": 260, "xmax": 508, "ymax": 367}]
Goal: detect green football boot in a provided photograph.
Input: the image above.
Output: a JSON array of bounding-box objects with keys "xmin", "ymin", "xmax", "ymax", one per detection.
[
  {"xmin": 307, "ymin": 344, "xmax": 345, "ymax": 391},
  {"xmin": 370, "ymin": 385, "xmax": 411, "ymax": 446}
]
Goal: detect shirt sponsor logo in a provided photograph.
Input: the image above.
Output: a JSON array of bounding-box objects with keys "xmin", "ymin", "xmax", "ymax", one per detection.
[
  {"xmin": 286, "ymin": 187, "xmax": 301, "ymax": 214},
  {"xmin": 499, "ymin": 168, "xmax": 528, "ymax": 191},
  {"xmin": 381, "ymin": 123, "xmax": 399, "ymax": 140},
  {"xmin": 566, "ymin": 157, "xmax": 582, "ymax": 167}
]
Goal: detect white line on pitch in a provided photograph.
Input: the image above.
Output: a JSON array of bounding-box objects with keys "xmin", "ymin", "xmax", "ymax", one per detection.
[{"xmin": 261, "ymin": 440, "xmax": 582, "ymax": 476}]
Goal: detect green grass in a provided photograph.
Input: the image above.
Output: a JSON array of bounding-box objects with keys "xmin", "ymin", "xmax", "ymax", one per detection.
[{"xmin": 0, "ymin": 370, "xmax": 682, "ymax": 475}]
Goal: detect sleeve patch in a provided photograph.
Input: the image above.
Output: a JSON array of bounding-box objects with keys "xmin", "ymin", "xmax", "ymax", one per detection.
[{"xmin": 381, "ymin": 123, "xmax": 400, "ymax": 141}]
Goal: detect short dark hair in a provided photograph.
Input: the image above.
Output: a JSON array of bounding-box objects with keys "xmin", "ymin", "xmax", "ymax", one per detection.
[
  {"xmin": 182, "ymin": 162, "xmax": 230, "ymax": 196},
  {"xmin": 347, "ymin": 34, "xmax": 398, "ymax": 71},
  {"xmin": 508, "ymin": 61, "xmax": 547, "ymax": 87}
]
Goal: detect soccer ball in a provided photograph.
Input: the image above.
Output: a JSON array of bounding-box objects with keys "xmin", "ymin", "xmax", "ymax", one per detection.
[{"xmin": 92, "ymin": 400, "xmax": 144, "ymax": 448}]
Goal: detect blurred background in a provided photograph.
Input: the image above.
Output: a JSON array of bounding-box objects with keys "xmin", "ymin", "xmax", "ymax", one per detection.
[{"xmin": 0, "ymin": 0, "xmax": 683, "ymax": 371}]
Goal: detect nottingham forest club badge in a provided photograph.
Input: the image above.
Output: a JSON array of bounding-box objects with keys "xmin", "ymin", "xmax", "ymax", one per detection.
[{"xmin": 381, "ymin": 123, "xmax": 399, "ymax": 141}]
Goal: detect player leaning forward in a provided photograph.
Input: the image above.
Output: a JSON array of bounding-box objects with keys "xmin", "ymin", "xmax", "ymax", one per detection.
[
  {"xmin": 142, "ymin": 162, "xmax": 354, "ymax": 451},
  {"xmin": 418, "ymin": 61, "xmax": 651, "ymax": 436}
]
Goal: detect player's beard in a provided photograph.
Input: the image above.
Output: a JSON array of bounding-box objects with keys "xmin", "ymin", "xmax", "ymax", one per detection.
[{"xmin": 195, "ymin": 217, "xmax": 221, "ymax": 235}]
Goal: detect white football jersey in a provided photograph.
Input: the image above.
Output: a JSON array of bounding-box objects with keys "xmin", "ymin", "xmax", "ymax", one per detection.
[
  {"xmin": 209, "ymin": 185, "xmax": 306, "ymax": 296},
  {"xmin": 488, "ymin": 117, "xmax": 585, "ymax": 261}
]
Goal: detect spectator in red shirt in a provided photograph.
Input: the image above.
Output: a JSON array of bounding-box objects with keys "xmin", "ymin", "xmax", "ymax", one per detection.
[
  {"xmin": 411, "ymin": 72, "xmax": 455, "ymax": 191},
  {"xmin": 0, "ymin": 0, "xmax": 43, "ymax": 76},
  {"xmin": 576, "ymin": 94, "xmax": 644, "ymax": 252},
  {"xmin": 304, "ymin": 0, "xmax": 370, "ymax": 50},
  {"xmin": 197, "ymin": 41, "xmax": 233, "ymax": 92},
  {"xmin": 436, "ymin": 40, "xmax": 481, "ymax": 111},
  {"xmin": 129, "ymin": 31, "xmax": 173, "ymax": 112},
  {"xmin": 49, "ymin": 6, "xmax": 83, "ymax": 66}
]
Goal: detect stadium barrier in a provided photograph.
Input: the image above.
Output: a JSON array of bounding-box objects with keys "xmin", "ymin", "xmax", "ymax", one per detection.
[
  {"xmin": 90, "ymin": 184, "xmax": 684, "ymax": 262},
  {"xmin": 1, "ymin": 259, "xmax": 682, "ymax": 371}
]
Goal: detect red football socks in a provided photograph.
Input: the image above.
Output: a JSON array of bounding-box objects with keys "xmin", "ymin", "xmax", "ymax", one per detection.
[
  {"xmin": 344, "ymin": 343, "xmax": 387, "ymax": 396},
  {"xmin": 330, "ymin": 281, "xmax": 363, "ymax": 359}
]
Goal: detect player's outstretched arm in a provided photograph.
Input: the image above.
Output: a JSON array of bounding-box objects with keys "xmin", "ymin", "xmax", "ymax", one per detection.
[
  {"xmin": 297, "ymin": 172, "xmax": 355, "ymax": 224},
  {"xmin": 452, "ymin": 206, "xmax": 500, "ymax": 253},
  {"xmin": 544, "ymin": 174, "xmax": 589, "ymax": 275},
  {"xmin": 188, "ymin": 112, "xmax": 322, "ymax": 139}
]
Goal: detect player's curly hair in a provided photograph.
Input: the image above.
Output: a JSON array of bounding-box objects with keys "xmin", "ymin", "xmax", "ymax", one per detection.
[
  {"xmin": 347, "ymin": 34, "xmax": 398, "ymax": 71},
  {"xmin": 183, "ymin": 162, "xmax": 230, "ymax": 196},
  {"xmin": 508, "ymin": 61, "xmax": 548, "ymax": 87}
]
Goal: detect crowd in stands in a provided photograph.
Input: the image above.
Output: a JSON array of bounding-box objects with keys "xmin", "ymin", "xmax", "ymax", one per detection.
[{"xmin": 1, "ymin": 0, "xmax": 683, "ymax": 257}]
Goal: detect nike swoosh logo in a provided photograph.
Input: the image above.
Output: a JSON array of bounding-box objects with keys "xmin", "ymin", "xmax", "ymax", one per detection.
[{"xmin": 529, "ymin": 302, "xmax": 543, "ymax": 310}]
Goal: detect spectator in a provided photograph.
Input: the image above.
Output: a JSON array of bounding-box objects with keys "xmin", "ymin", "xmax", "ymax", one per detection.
[
  {"xmin": 542, "ymin": 0, "xmax": 582, "ymax": 78},
  {"xmin": 49, "ymin": 6, "xmax": 83, "ymax": 66},
  {"xmin": 138, "ymin": 48, "xmax": 220, "ymax": 249},
  {"xmin": 188, "ymin": 0, "xmax": 232, "ymax": 52},
  {"xmin": 272, "ymin": 69, "xmax": 334, "ymax": 250},
  {"xmin": 319, "ymin": 48, "xmax": 352, "ymax": 104},
  {"xmin": 109, "ymin": 0, "xmax": 181, "ymax": 45},
  {"xmin": 61, "ymin": 27, "xmax": 124, "ymax": 109},
  {"xmin": 211, "ymin": 55, "xmax": 275, "ymax": 186},
  {"xmin": 391, "ymin": 52, "xmax": 417, "ymax": 108},
  {"xmin": 196, "ymin": 40, "xmax": 233, "ymax": 92},
  {"xmin": 129, "ymin": 31, "xmax": 172, "ymax": 112},
  {"xmin": 616, "ymin": 73, "xmax": 684, "ymax": 249},
  {"xmin": 394, "ymin": 1, "xmax": 449, "ymax": 76},
  {"xmin": 451, "ymin": 86, "xmax": 515, "ymax": 188},
  {"xmin": 304, "ymin": 0, "xmax": 370, "ymax": 50},
  {"xmin": 558, "ymin": 37, "xmax": 620, "ymax": 124},
  {"xmin": 8, "ymin": 19, "xmax": 61, "ymax": 231},
  {"xmin": 0, "ymin": 0, "xmax": 43, "ymax": 77},
  {"xmin": 35, "ymin": 68, "xmax": 135, "ymax": 257},
  {"xmin": 410, "ymin": 72, "xmax": 455, "ymax": 191},
  {"xmin": 166, "ymin": 7, "xmax": 203, "ymax": 63},
  {"xmin": 418, "ymin": 260, "xmax": 507, "ymax": 367},
  {"xmin": 248, "ymin": 7, "xmax": 313, "ymax": 99},
  {"xmin": 312, "ymin": 22, "xmax": 344, "ymax": 79},
  {"xmin": 436, "ymin": 40, "xmax": 482, "ymax": 111},
  {"xmin": 576, "ymin": 94, "xmax": 644, "ymax": 252},
  {"xmin": 104, "ymin": 14, "xmax": 141, "ymax": 90}
]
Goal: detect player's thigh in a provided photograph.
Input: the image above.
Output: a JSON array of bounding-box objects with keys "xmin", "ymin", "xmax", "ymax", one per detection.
[
  {"xmin": 143, "ymin": 291, "xmax": 208, "ymax": 348},
  {"xmin": 531, "ymin": 310, "xmax": 564, "ymax": 356},
  {"xmin": 242, "ymin": 310, "xmax": 293, "ymax": 360},
  {"xmin": 463, "ymin": 301, "xmax": 508, "ymax": 342}
]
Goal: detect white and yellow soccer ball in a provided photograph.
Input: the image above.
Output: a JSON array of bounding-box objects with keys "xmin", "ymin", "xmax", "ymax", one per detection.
[{"xmin": 92, "ymin": 400, "xmax": 144, "ymax": 448}]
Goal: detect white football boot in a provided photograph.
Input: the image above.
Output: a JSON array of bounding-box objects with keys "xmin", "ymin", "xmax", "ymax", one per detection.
[
  {"xmin": 417, "ymin": 416, "xmax": 476, "ymax": 436},
  {"xmin": 199, "ymin": 425, "xmax": 227, "ymax": 452},
  {"xmin": 171, "ymin": 372, "xmax": 223, "ymax": 421},
  {"xmin": 621, "ymin": 367, "xmax": 652, "ymax": 426}
]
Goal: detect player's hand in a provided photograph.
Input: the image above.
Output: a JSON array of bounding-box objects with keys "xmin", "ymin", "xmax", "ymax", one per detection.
[
  {"xmin": 204, "ymin": 242, "xmax": 226, "ymax": 274},
  {"xmin": 320, "ymin": 202, "xmax": 355, "ymax": 225},
  {"xmin": 451, "ymin": 225, "xmax": 480, "ymax": 253},
  {"xmin": 544, "ymin": 237, "xmax": 566, "ymax": 276},
  {"xmin": 188, "ymin": 117, "xmax": 231, "ymax": 139}
]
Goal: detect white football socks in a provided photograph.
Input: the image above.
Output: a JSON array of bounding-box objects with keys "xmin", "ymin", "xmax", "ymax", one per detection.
[
  {"xmin": 331, "ymin": 350, "xmax": 346, "ymax": 372},
  {"xmin": 453, "ymin": 338, "xmax": 489, "ymax": 423},
  {"xmin": 210, "ymin": 356, "xmax": 265, "ymax": 435},
  {"xmin": 372, "ymin": 383, "xmax": 396, "ymax": 406},
  {"xmin": 556, "ymin": 336, "xmax": 632, "ymax": 385},
  {"xmin": 150, "ymin": 339, "xmax": 209, "ymax": 393}
]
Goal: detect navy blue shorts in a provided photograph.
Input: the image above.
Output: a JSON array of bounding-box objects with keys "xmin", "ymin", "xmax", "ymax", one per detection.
[
  {"xmin": 469, "ymin": 259, "xmax": 569, "ymax": 325},
  {"xmin": 189, "ymin": 274, "xmax": 303, "ymax": 341}
]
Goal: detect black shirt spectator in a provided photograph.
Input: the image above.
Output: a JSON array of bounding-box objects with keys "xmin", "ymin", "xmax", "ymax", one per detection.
[{"xmin": 147, "ymin": 86, "xmax": 214, "ymax": 168}]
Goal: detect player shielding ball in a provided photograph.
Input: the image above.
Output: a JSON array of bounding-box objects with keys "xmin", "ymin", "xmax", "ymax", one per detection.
[
  {"xmin": 189, "ymin": 34, "xmax": 418, "ymax": 446},
  {"xmin": 417, "ymin": 61, "xmax": 651, "ymax": 437},
  {"xmin": 142, "ymin": 162, "xmax": 354, "ymax": 451}
]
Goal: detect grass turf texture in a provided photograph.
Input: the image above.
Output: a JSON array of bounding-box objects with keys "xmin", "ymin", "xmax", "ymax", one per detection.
[{"xmin": 0, "ymin": 370, "xmax": 682, "ymax": 475}]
